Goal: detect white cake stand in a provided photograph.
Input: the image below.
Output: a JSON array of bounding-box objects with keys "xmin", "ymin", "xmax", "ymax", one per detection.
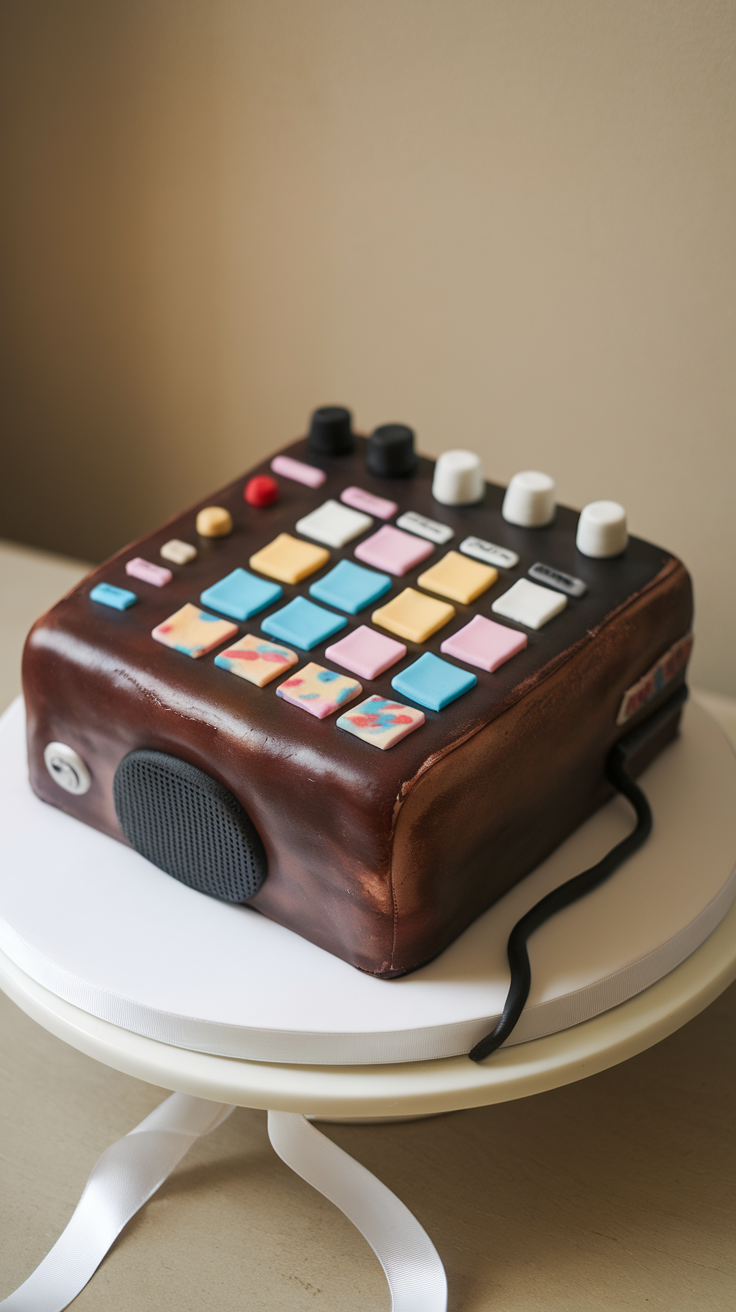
[{"xmin": 2, "ymin": 695, "xmax": 736, "ymax": 1312}]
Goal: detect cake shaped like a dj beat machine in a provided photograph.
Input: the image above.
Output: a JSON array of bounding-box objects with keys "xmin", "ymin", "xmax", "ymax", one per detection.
[{"xmin": 23, "ymin": 408, "xmax": 693, "ymax": 1008}]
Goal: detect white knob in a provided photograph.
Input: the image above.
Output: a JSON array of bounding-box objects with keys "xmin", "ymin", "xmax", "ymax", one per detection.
[
  {"xmin": 502, "ymin": 471, "xmax": 555, "ymax": 527},
  {"xmin": 576, "ymin": 500, "xmax": 628, "ymax": 558},
  {"xmin": 432, "ymin": 450, "xmax": 485, "ymax": 506}
]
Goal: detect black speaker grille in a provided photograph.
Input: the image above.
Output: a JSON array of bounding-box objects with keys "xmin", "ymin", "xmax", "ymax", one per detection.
[{"xmin": 113, "ymin": 750, "xmax": 267, "ymax": 902}]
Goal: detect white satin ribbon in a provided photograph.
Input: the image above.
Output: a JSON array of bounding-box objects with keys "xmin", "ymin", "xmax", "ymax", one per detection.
[
  {"xmin": 268, "ymin": 1111, "xmax": 448, "ymax": 1312},
  {"xmin": 1, "ymin": 1095, "xmax": 447, "ymax": 1312},
  {"xmin": 0, "ymin": 1093, "xmax": 234, "ymax": 1312}
]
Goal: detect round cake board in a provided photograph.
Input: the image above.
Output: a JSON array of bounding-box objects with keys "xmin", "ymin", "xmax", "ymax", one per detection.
[{"xmin": 2, "ymin": 695, "xmax": 736, "ymax": 1116}]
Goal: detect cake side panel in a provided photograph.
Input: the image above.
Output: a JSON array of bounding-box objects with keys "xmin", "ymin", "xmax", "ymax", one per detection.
[
  {"xmin": 22, "ymin": 611, "xmax": 398, "ymax": 975},
  {"xmin": 386, "ymin": 560, "xmax": 693, "ymax": 978}
]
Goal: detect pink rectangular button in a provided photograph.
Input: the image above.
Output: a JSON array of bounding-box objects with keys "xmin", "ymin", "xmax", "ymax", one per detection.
[
  {"xmin": 440, "ymin": 614, "xmax": 527, "ymax": 672},
  {"xmin": 340, "ymin": 486, "xmax": 398, "ymax": 520},
  {"xmin": 271, "ymin": 455, "xmax": 326, "ymax": 488},
  {"xmin": 354, "ymin": 525, "xmax": 434, "ymax": 576},
  {"xmin": 325, "ymin": 626, "xmax": 406, "ymax": 680},
  {"xmin": 126, "ymin": 557, "xmax": 172, "ymax": 587}
]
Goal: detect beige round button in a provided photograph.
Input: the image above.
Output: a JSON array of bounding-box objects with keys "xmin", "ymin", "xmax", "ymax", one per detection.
[{"xmin": 196, "ymin": 506, "xmax": 233, "ymax": 538}]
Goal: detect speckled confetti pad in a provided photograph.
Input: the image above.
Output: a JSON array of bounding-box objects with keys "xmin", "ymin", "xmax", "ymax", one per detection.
[
  {"xmin": 152, "ymin": 603, "xmax": 238, "ymax": 658},
  {"xmin": 417, "ymin": 550, "xmax": 497, "ymax": 605},
  {"xmin": 371, "ymin": 587, "xmax": 455, "ymax": 644},
  {"xmin": 249, "ymin": 533, "xmax": 330, "ymax": 585},
  {"xmin": 276, "ymin": 662, "xmax": 362, "ymax": 719},
  {"xmin": 214, "ymin": 634, "xmax": 298, "ymax": 686},
  {"xmin": 336, "ymin": 695, "xmax": 425, "ymax": 750}
]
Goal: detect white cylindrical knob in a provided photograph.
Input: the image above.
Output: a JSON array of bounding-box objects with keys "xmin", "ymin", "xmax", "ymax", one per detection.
[
  {"xmin": 432, "ymin": 450, "xmax": 485, "ymax": 506},
  {"xmin": 502, "ymin": 471, "xmax": 556, "ymax": 527},
  {"xmin": 576, "ymin": 500, "xmax": 628, "ymax": 558}
]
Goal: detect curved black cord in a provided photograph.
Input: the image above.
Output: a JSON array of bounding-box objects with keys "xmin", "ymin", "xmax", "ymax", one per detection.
[{"xmin": 468, "ymin": 745, "xmax": 652, "ymax": 1063}]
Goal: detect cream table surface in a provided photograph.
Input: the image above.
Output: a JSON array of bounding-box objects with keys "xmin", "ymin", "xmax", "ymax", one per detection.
[{"xmin": 2, "ymin": 539, "xmax": 736, "ymax": 1310}]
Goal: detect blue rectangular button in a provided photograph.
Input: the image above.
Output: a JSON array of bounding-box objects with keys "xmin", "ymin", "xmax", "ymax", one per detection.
[
  {"xmin": 200, "ymin": 568, "xmax": 282, "ymax": 621},
  {"xmin": 261, "ymin": 596, "xmax": 347, "ymax": 650},
  {"xmin": 309, "ymin": 560, "xmax": 391, "ymax": 614},
  {"xmin": 90, "ymin": 582, "xmax": 138, "ymax": 611},
  {"xmin": 391, "ymin": 652, "xmax": 476, "ymax": 711}
]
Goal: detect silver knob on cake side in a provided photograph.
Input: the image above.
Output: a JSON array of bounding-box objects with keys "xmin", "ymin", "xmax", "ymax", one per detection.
[
  {"xmin": 502, "ymin": 470, "xmax": 556, "ymax": 527},
  {"xmin": 44, "ymin": 742, "xmax": 92, "ymax": 795},
  {"xmin": 432, "ymin": 449, "xmax": 485, "ymax": 505},
  {"xmin": 576, "ymin": 500, "xmax": 628, "ymax": 557}
]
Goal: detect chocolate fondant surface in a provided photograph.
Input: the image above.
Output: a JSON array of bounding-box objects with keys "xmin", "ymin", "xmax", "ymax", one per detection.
[{"xmin": 23, "ymin": 435, "xmax": 693, "ymax": 976}]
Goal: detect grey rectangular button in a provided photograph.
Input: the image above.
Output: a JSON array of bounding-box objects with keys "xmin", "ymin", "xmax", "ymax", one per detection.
[
  {"xmin": 528, "ymin": 561, "xmax": 587, "ymax": 597},
  {"xmin": 396, "ymin": 511, "xmax": 454, "ymax": 545},
  {"xmin": 459, "ymin": 536, "xmax": 519, "ymax": 569}
]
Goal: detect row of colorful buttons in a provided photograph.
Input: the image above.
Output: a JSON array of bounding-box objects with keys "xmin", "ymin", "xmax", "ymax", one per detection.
[
  {"xmin": 204, "ymin": 554, "xmax": 498, "ymax": 616},
  {"xmin": 93, "ymin": 550, "xmax": 566, "ymax": 641},
  {"xmin": 149, "ymin": 610, "xmax": 476, "ymax": 738},
  {"xmin": 148, "ymin": 599, "xmax": 529, "ymax": 679}
]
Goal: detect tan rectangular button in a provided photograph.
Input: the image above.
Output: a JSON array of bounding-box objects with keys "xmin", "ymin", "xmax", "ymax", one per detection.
[{"xmin": 372, "ymin": 588, "xmax": 455, "ymax": 643}]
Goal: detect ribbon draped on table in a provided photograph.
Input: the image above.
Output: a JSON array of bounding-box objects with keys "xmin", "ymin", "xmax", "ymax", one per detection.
[{"xmin": 0, "ymin": 1092, "xmax": 447, "ymax": 1312}]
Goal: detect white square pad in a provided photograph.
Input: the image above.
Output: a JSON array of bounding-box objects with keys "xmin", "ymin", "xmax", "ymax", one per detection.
[
  {"xmin": 491, "ymin": 577, "xmax": 567, "ymax": 630},
  {"xmin": 295, "ymin": 499, "xmax": 373, "ymax": 548}
]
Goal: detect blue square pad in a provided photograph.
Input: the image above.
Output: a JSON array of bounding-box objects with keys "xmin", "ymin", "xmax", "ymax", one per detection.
[
  {"xmin": 309, "ymin": 560, "xmax": 391, "ymax": 614},
  {"xmin": 90, "ymin": 582, "xmax": 137, "ymax": 611},
  {"xmin": 391, "ymin": 652, "xmax": 477, "ymax": 711},
  {"xmin": 261, "ymin": 596, "xmax": 347, "ymax": 650},
  {"xmin": 200, "ymin": 568, "xmax": 282, "ymax": 621}
]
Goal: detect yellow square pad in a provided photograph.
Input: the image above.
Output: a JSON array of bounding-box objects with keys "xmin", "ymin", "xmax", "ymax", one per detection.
[
  {"xmin": 249, "ymin": 533, "xmax": 330, "ymax": 585},
  {"xmin": 417, "ymin": 550, "xmax": 497, "ymax": 604},
  {"xmin": 372, "ymin": 588, "xmax": 455, "ymax": 643}
]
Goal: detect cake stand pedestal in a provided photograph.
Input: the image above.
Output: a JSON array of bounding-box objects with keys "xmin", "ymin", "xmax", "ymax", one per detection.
[{"xmin": 2, "ymin": 697, "xmax": 736, "ymax": 1310}]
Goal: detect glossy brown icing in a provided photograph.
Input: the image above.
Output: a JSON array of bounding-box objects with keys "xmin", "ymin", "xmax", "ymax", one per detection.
[{"xmin": 22, "ymin": 436, "xmax": 693, "ymax": 976}]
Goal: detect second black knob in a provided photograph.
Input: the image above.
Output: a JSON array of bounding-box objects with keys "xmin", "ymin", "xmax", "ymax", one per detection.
[
  {"xmin": 366, "ymin": 424, "xmax": 418, "ymax": 478},
  {"xmin": 307, "ymin": 406, "xmax": 355, "ymax": 456}
]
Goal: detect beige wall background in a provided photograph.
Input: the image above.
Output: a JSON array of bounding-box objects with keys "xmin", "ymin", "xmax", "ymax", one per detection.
[{"xmin": 1, "ymin": 0, "xmax": 734, "ymax": 693}]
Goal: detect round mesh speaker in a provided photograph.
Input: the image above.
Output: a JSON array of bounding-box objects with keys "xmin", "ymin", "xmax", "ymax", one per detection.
[{"xmin": 113, "ymin": 749, "xmax": 267, "ymax": 902}]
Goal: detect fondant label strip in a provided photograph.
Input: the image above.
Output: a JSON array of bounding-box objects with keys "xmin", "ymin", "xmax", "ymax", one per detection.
[{"xmin": 617, "ymin": 632, "xmax": 693, "ymax": 726}]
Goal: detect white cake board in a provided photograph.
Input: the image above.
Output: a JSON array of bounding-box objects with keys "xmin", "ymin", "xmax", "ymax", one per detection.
[{"xmin": 2, "ymin": 696, "xmax": 736, "ymax": 1111}]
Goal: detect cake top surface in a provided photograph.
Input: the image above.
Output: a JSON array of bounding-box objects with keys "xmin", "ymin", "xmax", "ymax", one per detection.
[{"xmin": 34, "ymin": 434, "xmax": 676, "ymax": 799}]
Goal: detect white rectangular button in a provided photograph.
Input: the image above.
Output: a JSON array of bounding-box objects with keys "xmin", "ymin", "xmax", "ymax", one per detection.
[
  {"xmin": 460, "ymin": 536, "xmax": 519, "ymax": 569},
  {"xmin": 396, "ymin": 511, "xmax": 454, "ymax": 545}
]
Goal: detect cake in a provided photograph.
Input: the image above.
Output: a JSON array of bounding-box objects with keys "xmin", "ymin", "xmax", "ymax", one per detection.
[{"xmin": 22, "ymin": 408, "xmax": 693, "ymax": 978}]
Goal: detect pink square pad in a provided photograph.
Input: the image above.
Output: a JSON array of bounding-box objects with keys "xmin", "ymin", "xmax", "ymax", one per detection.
[
  {"xmin": 325, "ymin": 626, "xmax": 407, "ymax": 680},
  {"xmin": 440, "ymin": 614, "xmax": 527, "ymax": 672},
  {"xmin": 354, "ymin": 524, "xmax": 433, "ymax": 576}
]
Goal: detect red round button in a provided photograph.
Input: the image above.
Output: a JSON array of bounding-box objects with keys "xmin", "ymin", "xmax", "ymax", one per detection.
[{"xmin": 244, "ymin": 475, "xmax": 279, "ymax": 508}]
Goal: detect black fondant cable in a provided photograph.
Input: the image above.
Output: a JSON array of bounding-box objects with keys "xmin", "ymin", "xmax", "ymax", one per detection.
[{"xmin": 468, "ymin": 739, "xmax": 653, "ymax": 1064}]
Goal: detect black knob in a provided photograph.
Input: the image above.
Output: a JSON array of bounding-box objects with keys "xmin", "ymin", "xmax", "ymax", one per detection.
[
  {"xmin": 307, "ymin": 406, "xmax": 355, "ymax": 456},
  {"xmin": 366, "ymin": 424, "xmax": 418, "ymax": 478}
]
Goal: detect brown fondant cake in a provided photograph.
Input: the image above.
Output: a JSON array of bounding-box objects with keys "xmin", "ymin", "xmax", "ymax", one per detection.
[{"xmin": 22, "ymin": 411, "xmax": 693, "ymax": 977}]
